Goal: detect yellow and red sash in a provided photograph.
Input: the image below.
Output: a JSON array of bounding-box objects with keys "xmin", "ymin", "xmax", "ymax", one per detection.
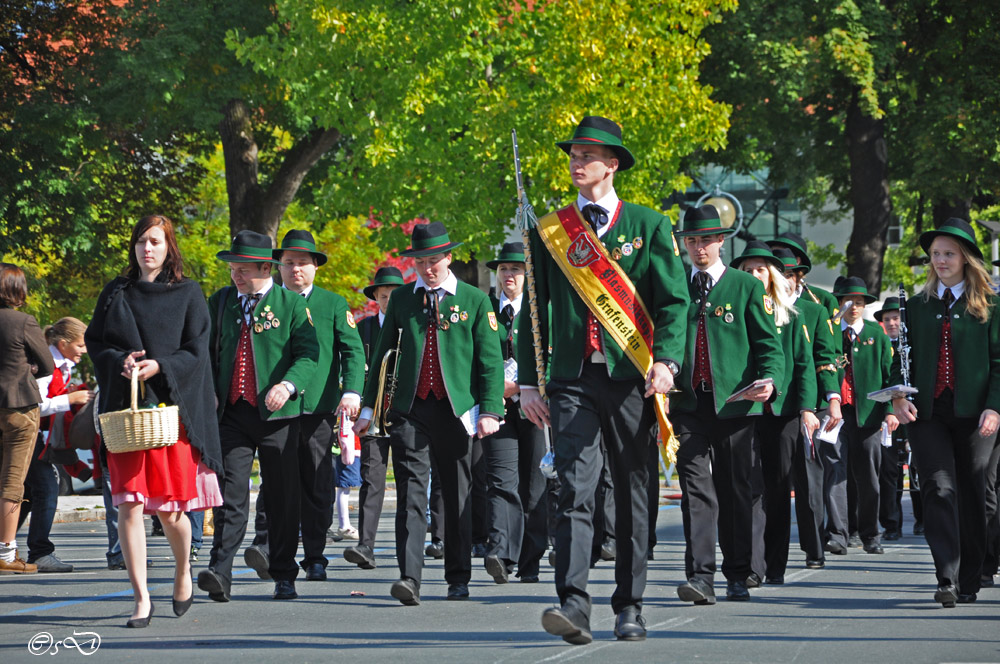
[{"xmin": 536, "ymin": 203, "xmax": 674, "ymax": 441}]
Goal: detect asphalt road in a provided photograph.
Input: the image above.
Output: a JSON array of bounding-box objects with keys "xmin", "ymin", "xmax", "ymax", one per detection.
[{"xmin": 1, "ymin": 499, "xmax": 997, "ymax": 663}]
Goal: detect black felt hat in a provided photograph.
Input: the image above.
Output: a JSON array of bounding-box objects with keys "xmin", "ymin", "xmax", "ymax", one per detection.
[
  {"xmin": 486, "ymin": 242, "xmax": 526, "ymax": 270},
  {"xmin": 216, "ymin": 230, "xmax": 280, "ymax": 264},
  {"xmin": 919, "ymin": 218, "xmax": 983, "ymax": 261},
  {"xmin": 771, "ymin": 247, "xmax": 804, "ymax": 273},
  {"xmin": 730, "ymin": 241, "xmax": 785, "ymax": 272},
  {"xmin": 675, "ymin": 205, "xmax": 729, "ymax": 237},
  {"xmin": 399, "ymin": 222, "xmax": 463, "ymax": 257},
  {"xmin": 833, "ymin": 276, "xmax": 877, "ymax": 304},
  {"xmin": 556, "ymin": 116, "xmax": 635, "ymax": 172},
  {"xmin": 274, "ymin": 229, "xmax": 328, "ymax": 266},
  {"xmin": 874, "ymin": 296, "xmax": 901, "ymax": 322},
  {"xmin": 767, "ymin": 232, "xmax": 812, "ymax": 272},
  {"xmin": 363, "ymin": 266, "xmax": 405, "ymax": 300}
]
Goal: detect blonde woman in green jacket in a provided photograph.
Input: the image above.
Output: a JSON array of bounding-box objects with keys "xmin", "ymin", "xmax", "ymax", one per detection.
[{"xmin": 892, "ymin": 218, "xmax": 1000, "ymax": 607}]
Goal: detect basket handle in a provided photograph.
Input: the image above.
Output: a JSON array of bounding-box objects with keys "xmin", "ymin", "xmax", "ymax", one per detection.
[{"xmin": 130, "ymin": 367, "xmax": 140, "ymax": 412}]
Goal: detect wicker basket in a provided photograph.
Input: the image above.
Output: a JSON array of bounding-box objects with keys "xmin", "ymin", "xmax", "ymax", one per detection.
[{"xmin": 99, "ymin": 368, "xmax": 179, "ymax": 454}]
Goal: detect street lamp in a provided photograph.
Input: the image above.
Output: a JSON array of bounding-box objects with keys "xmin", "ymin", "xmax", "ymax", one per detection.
[{"xmin": 696, "ymin": 185, "xmax": 744, "ymax": 236}]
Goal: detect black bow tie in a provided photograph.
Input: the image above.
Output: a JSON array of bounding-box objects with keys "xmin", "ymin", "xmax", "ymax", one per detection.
[{"xmin": 582, "ymin": 204, "xmax": 608, "ymax": 233}]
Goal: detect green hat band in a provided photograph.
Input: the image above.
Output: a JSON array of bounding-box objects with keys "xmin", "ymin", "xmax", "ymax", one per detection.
[
  {"xmin": 685, "ymin": 217, "xmax": 725, "ymax": 233},
  {"xmin": 229, "ymin": 245, "xmax": 276, "ymax": 261},
  {"xmin": 741, "ymin": 247, "xmax": 776, "ymax": 261},
  {"xmin": 572, "ymin": 126, "xmax": 623, "ymax": 147},
  {"xmin": 779, "ymin": 257, "xmax": 798, "ymax": 269},
  {"xmin": 938, "ymin": 226, "xmax": 977, "ymax": 247},
  {"xmin": 838, "ymin": 286, "xmax": 869, "ymax": 297},
  {"xmin": 411, "ymin": 234, "xmax": 454, "ymax": 252},
  {"xmin": 281, "ymin": 240, "xmax": 319, "ymax": 253}
]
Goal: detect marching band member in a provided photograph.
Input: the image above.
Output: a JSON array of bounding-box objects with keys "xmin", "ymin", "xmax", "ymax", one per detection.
[
  {"xmin": 892, "ymin": 218, "xmax": 1000, "ymax": 607},
  {"xmin": 519, "ymin": 116, "xmax": 689, "ymax": 643},
  {"xmin": 672, "ymin": 210, "xmax": 784, "ymax": 605},
  {"xmin": 768, "ymin": 232, "xmax": 839, "ymax": 317},
  {"xmin": 354, "ymin": 222, "xmax": 504, "ymax": 605},
  {"xmin": 732, "ymin": 242, "xmax": 818, "ymax": 586},
  {"xmin": 874, "ymin": 297, "xmax": 909, "ymax": 541},
  {"xmin": 344, "ymin": 266, "xmax": 406, "ymax": 570}
]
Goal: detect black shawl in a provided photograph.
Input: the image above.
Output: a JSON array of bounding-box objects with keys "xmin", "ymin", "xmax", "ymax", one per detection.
[{"xmin": 85, "ymin": 276, "xmax": 223, "ymax": 476}]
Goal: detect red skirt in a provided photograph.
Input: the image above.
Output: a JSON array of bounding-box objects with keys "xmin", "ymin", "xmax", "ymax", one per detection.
[{"xmin": 108, "ymin": 424, "xmax": 221, "ymax": 513}]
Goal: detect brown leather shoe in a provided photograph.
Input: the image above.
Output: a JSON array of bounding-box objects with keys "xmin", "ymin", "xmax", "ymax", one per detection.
[{"xmin": 0, "ymin": 551, "xmax": 38, "ymax": 574}]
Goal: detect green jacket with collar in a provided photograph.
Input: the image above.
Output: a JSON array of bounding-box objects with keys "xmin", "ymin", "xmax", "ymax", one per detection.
[
  {"xmin": 209, "ymin": 285, "xmax": 319, "ymax": 421},
  {"xmin": 672, "ymin": 267, "xmax": 785, "ymax": 418},
  {"xmin": 517, "ymin": 202, "xmax": 689, "ymax": 385},
  {"xmin": 889, "ymin": 291, "xmax": 1000, "ymax": 419},
  {"xmin": 796, "ymin": 298, "xmax": 841, "ymax": 408},
  {"xmin": 838, "ymin": 318, "xmax": 893, "ymax": 428},
  {"xmin": 300, "ymin": 286, "xmax": 366, "ymax": 415},
  {"xmin": 772, "ymin": 308, "xmax": 817, "ymax": 416},
  {"xmin": 362, "ymin": 278, "xmax": 505, "ymax": 419}
]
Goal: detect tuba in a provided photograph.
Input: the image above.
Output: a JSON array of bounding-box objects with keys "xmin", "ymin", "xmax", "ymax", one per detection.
[{"xmin": 367, "ymin": 329, "xmax": 402, "ymax": 437}]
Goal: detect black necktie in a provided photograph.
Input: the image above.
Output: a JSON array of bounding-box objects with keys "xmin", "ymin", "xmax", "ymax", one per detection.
[
  {"xmin": 943, "ymin": 287, "xmax": 954, "ymax": 312},
  {"xmin": 241, "ymin": 293, "xmax": 260, "ymax": 320},
  {"xmin": 425, "ymin": 288, "xmax": 440, "ymax": 330},
  {"xmin": 582, "ymin": 204, "xmax": 608, "ymax": 234},
  {"xmin": 694, "ymin": 271, "xmax": 712, "ymax": 313},
  {"xmin": 502, "ymin": 304, "xmax": 515, "ymax": 355}
]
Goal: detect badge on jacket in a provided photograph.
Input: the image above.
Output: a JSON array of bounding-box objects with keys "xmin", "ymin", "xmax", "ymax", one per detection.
[
  {"xmin": 763, "ymin": 295, "xmax": 774, "ymax": 315},
  {"xmin": 488, "ymin": 311, "xmax": 499, "ymax": 331},
  {"xmin": 347, "ymin": 311, "xmax": 356, "ymax": 328}
]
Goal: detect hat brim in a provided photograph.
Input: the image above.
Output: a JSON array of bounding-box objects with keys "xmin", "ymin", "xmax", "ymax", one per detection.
[
  {"xmin": 363, "ymin": 280, "xmax": 404, "ymax": 300},
  {"xmin": 874, "ymin": 307, "xmax": 900, "ymax": 322},
  {"xmin": 766, "ymin": 239, "xmax": 813, "ymax": 271},
  {"xmin": 486, "ymin": 256, "xmax": 526, "ymax": 270},
  {"xmin": 919, "ymin": 228, "xmax": 983, "ymax": 260},
  {"xmin": 674, "ymin": 227, "xmax": 732, "ymax": 238},
  {"xmin": 835, "ymin": 291, "xmax": 877, "ymax": 304},
  {"xmin": 273, "ymin": 248, "xmax": 328, "ymax": 266},
  {"xmin": 399, "ymin": 241, "xmax": 463, "ymax": 258},
  {"xmin": 216, "ymin": 251, "xmax": 280, "ymax": 265},
  {"xmin": 731, "ymin": 254, "xmax": 785, "ymax": 272},
  {"xmin": 556, "ymin": 140, "xmax": 635, "ymax": 172}
]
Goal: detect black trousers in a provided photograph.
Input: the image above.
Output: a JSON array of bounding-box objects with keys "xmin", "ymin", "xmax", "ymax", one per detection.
[
  {"xmin": 879, "ymin": 438, "xmax": 905, "ymax": 535},
  {"xmin": 750, "ymin": 432, "xmax": 766, "ymax": 579},
  {"xmin": 982, "ymin": 441, "xmax": 1000, "ymax": 577},
  {"xmin": 908, "ymin": 393, "xmax": 996, "ymax": 593},
  {"xmin": 471, "ymin": 438, "xmax": 489, "ymax": 546},
  {"xmin": 648, "ymin": 446, "xmax": 660, "ymax": 554},
  {"xmin": 674, "ymin": 390, "xmax": 754, "ymax": 587},
  {"xmin": 841, "ymin": 406, "xmax": 883, "ymax": 544},
  {"xmin": 820, "ymin": 422, "xmax": 849, "ymax": 549},
  {"xmin": 357, "ymin": 434, "xmax": 391, "ymax": 549},
  {"xmin": 211, "ymin": 399, "xmax": 301, "ymax": 583},
  {"xmin": 297, "ymin": 413, "xmax": 335, "ymax": 568},
  {"xmin": 549, "ymin": 363, "xmax": 654, "ymax": 617},
  {"xmin": 482, "ymin": 400, "xmax": 547, "ymax": 571},
  {"xmin": 390, "ymin": 395, "xmax": 472, "ymax": 588}
]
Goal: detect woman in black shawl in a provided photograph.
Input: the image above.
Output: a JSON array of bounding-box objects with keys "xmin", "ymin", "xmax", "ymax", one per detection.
[{"xmin": 86, "ymin": 215, "xmax": 222, "ymax": 627}]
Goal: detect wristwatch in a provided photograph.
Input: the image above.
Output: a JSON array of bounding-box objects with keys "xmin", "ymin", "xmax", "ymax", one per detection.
[
  {"xmin": 280, "ymin": 380, "xmax": 297, "ymax": 396},
  {"xmin": 665, "ymin": 360, "xmax": 680, "ymax": 377}
]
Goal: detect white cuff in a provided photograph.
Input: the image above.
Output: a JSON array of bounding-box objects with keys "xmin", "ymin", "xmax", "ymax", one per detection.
[{"xmin": 359, "ymin": 407, "xmax": 374, "ymax": 422}]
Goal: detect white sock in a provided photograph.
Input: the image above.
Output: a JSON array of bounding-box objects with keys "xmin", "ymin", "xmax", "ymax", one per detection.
[
  {"xmin": 336, "ymin": 488, "xmax": 351, "ymax": 530},
  {"xmin": 0, "ymin": 540, "xmax": 16, "ymax": 563}
]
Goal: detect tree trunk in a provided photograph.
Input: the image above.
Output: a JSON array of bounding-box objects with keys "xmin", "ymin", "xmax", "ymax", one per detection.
[
  {"xmin": 931, "ymin": 199, "xmax": 971, "ymax": 228},
  {"xmin": 844, "ymin": 89, "xmax": 892, "ymax": 294},
  {"xmin": 219, "ymin": 98, "xmax": 342, "ymax": 242}
]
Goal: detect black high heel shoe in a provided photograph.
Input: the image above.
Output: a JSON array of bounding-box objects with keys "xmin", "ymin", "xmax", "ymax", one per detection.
[
  {"xmin": 173, "ymin": 594, "xmax": 193, "ymax": 617},
  {"xmin": 126, "ymin": 601, "xmax": 154, "ymax": 628}
]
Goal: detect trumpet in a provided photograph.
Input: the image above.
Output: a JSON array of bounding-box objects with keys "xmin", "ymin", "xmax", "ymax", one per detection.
[{"xmin": 367, "ymin": 329, "xmax": 402, "ymax": 438}]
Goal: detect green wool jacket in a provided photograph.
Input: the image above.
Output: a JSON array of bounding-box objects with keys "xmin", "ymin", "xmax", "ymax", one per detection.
[
  {"xmin": 797, "ymin": 298, "xmax": 841, "ymax": 407},
  {"xmin": 301, "ymin": 286, "xmax": 366, "ymax": 415},
  {"xmin": 804, "ymin": 283, "xmax": 840, "ymax": 319},
  {"xmin": 772, "ymin": 308, "xmax": 817, "ymax": 416},
  {"xmin": 209, "ymin": 284, "xmax": 319, "ymax": 421},
  {"xmin": 491, "ymin": 295, "xmax": 521, "ymax": 363},
  {"xmin": 517, "ymin": 202, "xmax": 689, "ymax": 385},
  {"xmin": 672, "ymin": 267, "xmax": 785, "ymax": 418},
  {"xmin": 837, "ymin": 318, "xmax": 893, "ymax": 428},
  {"xmin": 362, "ymin": 278, "xmax": 505, "ymax": 419},
  {"xmin": 889, "ymin": 292, "xmax": 1000, "ymax": 420}
]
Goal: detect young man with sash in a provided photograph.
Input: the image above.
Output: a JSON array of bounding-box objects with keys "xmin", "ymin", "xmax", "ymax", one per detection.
[
  {"xmin": 827, "ymin": 278, "xmax": 898, "ymax": 556},
  {"xmin": 671, "ymin": 206, "xmax": 784, "ymax": 605},
  {"xmin": 518, "ymin": 116, "xmax": 689, "ymax": 644},
  {"xmin": 353, "ymin": 222, "xmax": 504, "ymax": 605},
  {"xmin": 480, "ymin": 242, "xmax": 549, "ymax": 583},
  {"xmin": 343, "ymin": 266, "xmax": 406, "ymax": 570},
  {"xmin": 768, "ymin": 232, "xmax": 840, "ymax": 318},
  {"xmin": 772, "ymin": 247, "xmax": 841, "ymax": 570},
  {"xmin": 198, "ymin": 230, "xmax": 318, "ymax": 602},
  {"xmin": 244, "ymin": 229, "xmax": 365, "ymax": 582}
]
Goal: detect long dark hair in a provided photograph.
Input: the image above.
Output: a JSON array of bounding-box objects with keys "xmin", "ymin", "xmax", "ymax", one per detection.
[
  {"xmin": 0, "ymin": 263, "xmax": 28, "ymax": 308},
  {"xmin": 125, "ymin": 215, "xmax": 184, "ymax": 283}
]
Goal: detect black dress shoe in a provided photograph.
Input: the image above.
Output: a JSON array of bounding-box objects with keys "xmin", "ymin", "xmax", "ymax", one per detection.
[
  {"xmin": 390, "ymin": 577, "xmax": 420, "ymax": 606},
  {"xmin": 805, "ymin": 558, "xmax": 826, "ymax": 569},
  {"xmin": 913, "ymin": 521, "xmax": 925, "ymax": 535},
  {"xmin": 647, "ymin": 550, "xmax": 655, "ymax": 561},
  {"xmin": 172, "ymin": 594, "xmax": 193, "ymax": 617},
  {"xmin": 273, "ymin": 579, "xmax": 298, "ymax": 600},
  {"xmin": 424, "ymin": 540, "xmax": 444, "ymax": 559},
  {"xmin": 935, "ymin": 584, "xmax": 958, "ymax": 608},
  {"xmin": 746, "ymin": 573, "xmax": 762, "ymax": 588},
  {"xmin": 548, "ymin": 550, "xmax": 556, "ymax": 568},
  {"xmin": 677, "ymin": 577, "xmax": 716, "ymax": 605},
  {"xmin": 848, "ymin": 533, "xmax": 863, "ymax": 548},
  {"xmin": 600, "ymin": 538, "xmax": 617, "ymax": 561},
  {"xmin": 485, "ymin": 554, "xmax": 509, "ymax": 584},
  {"xmin": 197, "ymin": 568, "xmax": 231, "ymax": 602},
  {"xmin": 304, "ymin": 563, "xmax": 327, "ymax": 581},
  {"xmin": 726, "ymin": 580, "xmax": 750, "ymax": 601},
  {"xmin": 541, "ymin": 606, "xmax": 593, "ymax": 645},
  {"xmin": 519, "ymin": 574, "xmax": 539, "ymax": 583},
  {"xmin": 863, "ymin": 541, "xmax": 884, "ymax": 554},
  {"xmin": 344, "ymin": 544, "xmax": 377, "ymax": 569},
  {"xmin": 764, "ymin": 575, "xmax": 785, "ymax": 585},
  {"xmin": 126, "ymin": 601, "xmax": 154, "ymax": 628},
  {"xmin": 446, "ymin": 583, "xmax": 470, "ymax": 600},
  {"xmin": 982, "ymin": 574, "xmax": 995, "ymax": 588},
  {"xmin": 824, "ymin": 540, "xmax": 848, "ymax": 555},
  {"xmin": 958, "ymin": 593, "xmax": 977, "ymax": 604},
  {"xmin": 614, "ymin": 606, "xmax": 646, "ymax": 641},
  {"xmin": 244, "ymin": 545, "xmax": 271, "ymax": 580},
  {"xmin": 883, "ymin": 530, "xmax": 902, "ymax": 541},
  {"xmin": 471, "ymin": 542, "xmax": 489, "ymax": 558}
]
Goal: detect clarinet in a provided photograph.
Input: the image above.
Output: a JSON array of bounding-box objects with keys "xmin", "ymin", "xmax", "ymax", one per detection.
[{"xmin": 897, "ymin": 282, "xmax": 913, "ymax": 397}]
